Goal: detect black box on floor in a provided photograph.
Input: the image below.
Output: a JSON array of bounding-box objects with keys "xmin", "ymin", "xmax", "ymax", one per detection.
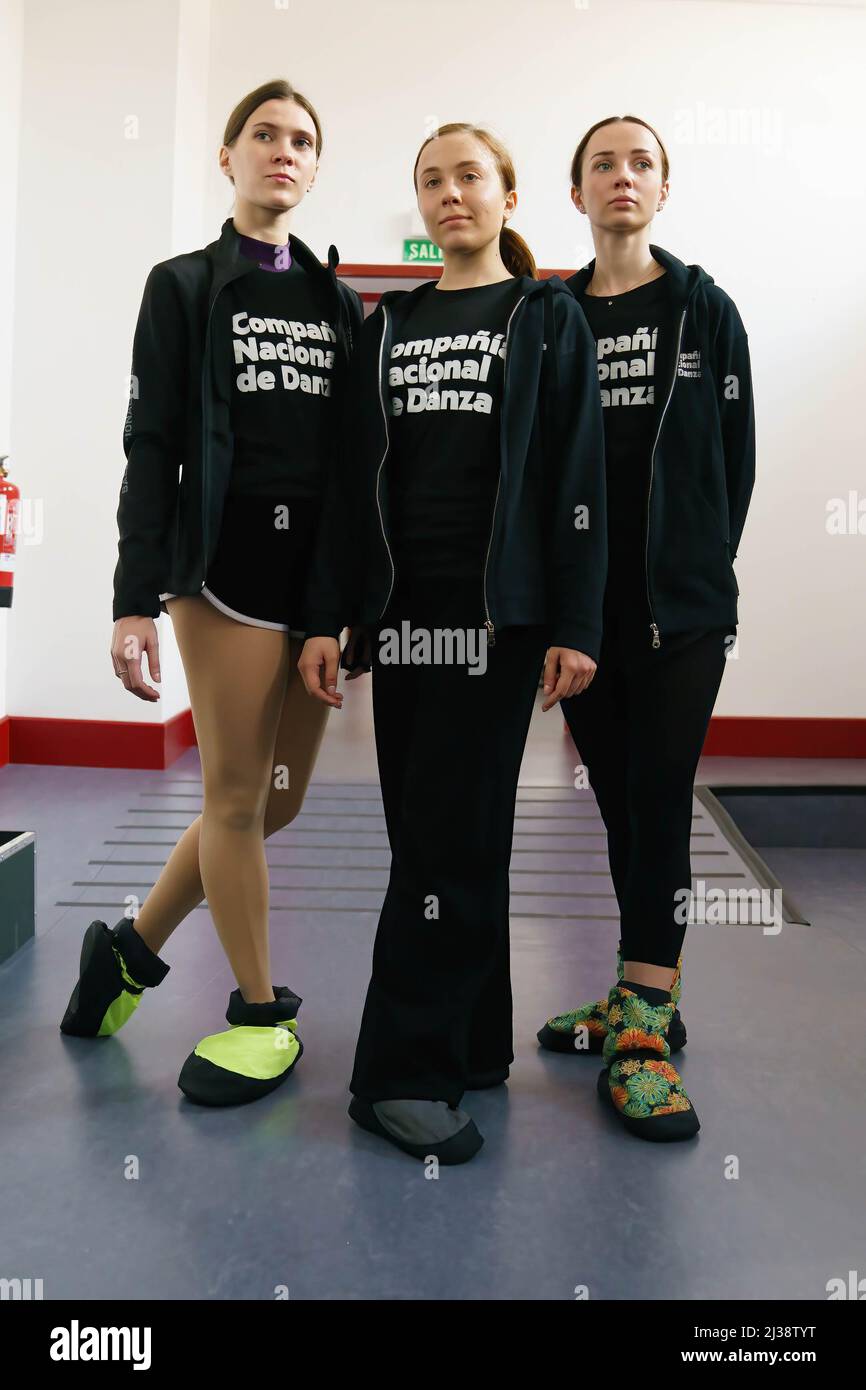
[{"xmin": 0, "ymin": 830, "xmax": 35, "ymax": 964}]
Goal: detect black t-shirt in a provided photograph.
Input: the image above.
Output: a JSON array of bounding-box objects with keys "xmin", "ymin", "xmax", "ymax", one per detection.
[
  {"xmin": 578, "ymin": 272, "xmax": 676, "ymax": 620},
  {"xmin": 386, "ymin": 277, "xmax": 523, "ymax": 583},
  {"xmin": 225, "ymin": 257, "xmax": 338, "ymax": 500}
]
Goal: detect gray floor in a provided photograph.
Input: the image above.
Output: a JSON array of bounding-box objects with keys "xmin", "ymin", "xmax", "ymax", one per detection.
[{"xmin": 1, "ymin": 683, "xmax": 864, "ymax": 1301}]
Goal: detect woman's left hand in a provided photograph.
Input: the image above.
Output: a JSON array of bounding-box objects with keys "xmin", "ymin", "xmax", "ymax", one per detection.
[{"xmin": 541, "ymin": 647, "xmax": 596, "ymax": 711}]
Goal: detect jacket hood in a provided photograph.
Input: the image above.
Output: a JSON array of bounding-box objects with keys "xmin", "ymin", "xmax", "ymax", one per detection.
[{"xmin": 567, "ymin": 243, "xmax": 713, "ymax": 305}]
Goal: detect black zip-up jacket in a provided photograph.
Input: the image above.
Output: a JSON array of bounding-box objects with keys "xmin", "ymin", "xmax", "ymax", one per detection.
[
  {"xmin": 341, "ymin": 274, "xmax": 608, "ymax": 658},
  {"xmin": 566, "ymin": 243, "xmax": 756, "ymax": 645},
  {"xmin": 112, "ymin": 217, "xmax": 364, "ymax": 631}
]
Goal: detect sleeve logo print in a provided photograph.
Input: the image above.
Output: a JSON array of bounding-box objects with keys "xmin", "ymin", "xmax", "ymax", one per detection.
[
  {"xmin": 677, "ymin": 348, "xmax": 702, "ymax": 379},
  {"xmin": 232, "ymin": 312, "xmax": 337, "ymax": 396},
  {"xmin": 388, "ymin": 328, "xmax": 506, "ymax": 416}
]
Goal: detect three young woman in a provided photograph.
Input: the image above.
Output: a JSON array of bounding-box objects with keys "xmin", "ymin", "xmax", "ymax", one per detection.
[
  {"xmin": 537, "ymin": 116, "xmax": 755, "ymax": 1142},
  {"xmin": 62, "ymin": 83, "xmax": 754, "ymax": 1158},
  {"xmin": 60, "ymin": 80, "xmax": 363, "ymax": 1107}
]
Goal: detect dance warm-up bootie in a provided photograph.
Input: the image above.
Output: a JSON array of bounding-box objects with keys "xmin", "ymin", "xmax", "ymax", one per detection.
[
  {"xmin": 537, "ymin": 941, "xmax": 687, "ymax": 1056},
  {"xmin": 60, "ymin": 918, "xmax": 170, "ymax": 1038},
  {"xmin": 348, "ymin": 1096, "xmax": 484, "ymax": 1164},
  {"xmin": 177, "ymin": 985, "xmax": 303, "ymax": 1107},
  {"xmin": 596, "ymin": 980, "xmax": 700, "ymax": 1142}
]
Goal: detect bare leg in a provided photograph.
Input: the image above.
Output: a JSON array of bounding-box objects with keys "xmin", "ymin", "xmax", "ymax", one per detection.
[
  {"xmin": 134, "ymin": 628, "xmax": 329, "ymax": 956},
  {"xmin": 134, "ymin": 596, "xmax": 288, "ymax": 1003},
  {"xmin": 135, "ymin": 633, "xmax": 328, "ymax": 967}
]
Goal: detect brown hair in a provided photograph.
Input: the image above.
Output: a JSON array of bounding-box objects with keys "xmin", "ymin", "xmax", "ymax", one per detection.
[
  {"xmin": 413, "ymin": 123, "xmax": 537, "ymax": 279},
  {"xmin": 570, "ymin": 114, "xmax": 670, "ymax": 191},
  {"xmin": 222, "ymin": 79, "xmax": 323, "ymax": 184}
]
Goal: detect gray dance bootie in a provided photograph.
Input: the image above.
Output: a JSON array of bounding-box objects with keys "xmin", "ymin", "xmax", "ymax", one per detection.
[{"xmin": 348, "ymin": 1096, "xmax": 484, "ymax": 1164}]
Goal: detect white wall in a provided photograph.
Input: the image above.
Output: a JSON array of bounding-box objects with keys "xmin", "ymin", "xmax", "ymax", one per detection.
[
  {"xmin": 4, "ymin": 0, "xmax": 865, "ymax": 730},
  {"xmin": 6, "ymin": 0, "xmax": 211, "ymax": 726},
  {"xmin": 0, "ymin": 0, "xmax": 24, "ymax": 722}
]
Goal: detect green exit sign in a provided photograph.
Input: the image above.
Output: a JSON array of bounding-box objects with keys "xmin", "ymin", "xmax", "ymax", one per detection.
[{"xmin": 403, "ymin": 238, "xmax": 443, "ymax": 264}]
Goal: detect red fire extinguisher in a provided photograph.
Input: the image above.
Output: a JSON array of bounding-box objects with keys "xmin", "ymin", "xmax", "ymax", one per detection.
[{"xmin": 0, "ymin": 455, "xmax": 20, "ymax": 608}]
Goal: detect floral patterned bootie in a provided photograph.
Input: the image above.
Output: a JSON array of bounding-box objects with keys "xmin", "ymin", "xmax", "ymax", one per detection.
[
  {"xmin": 538, "ymin": 943, "xmax": 686, "ymax": 1056},
  {"xmin": 597, "ymin": 979, "xmax": 700, "ymax": 1141}
]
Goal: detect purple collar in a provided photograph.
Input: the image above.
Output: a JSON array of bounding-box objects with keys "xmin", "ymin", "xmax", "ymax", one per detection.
[{"xmin": 237, "ymin": 232, "xmax": 292, "ymax": 273}]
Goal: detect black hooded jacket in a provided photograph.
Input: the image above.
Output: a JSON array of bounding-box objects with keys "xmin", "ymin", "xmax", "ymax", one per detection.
[
  {"xmin": 112, "ymin": 218, "xmax": 364, "ymax": 630},
  {"xmin": 565, "ymin": 243, "xmax": 755, "ymax": 644},
  {"xmin": 344, "ymin": 273, "xmax": 610, "ymax": 658}
]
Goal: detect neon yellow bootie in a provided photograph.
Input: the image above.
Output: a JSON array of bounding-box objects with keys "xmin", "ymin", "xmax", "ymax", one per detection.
[{"xmin": 178, "ymin": 985, "xmax": 303, "ymax": 1107}]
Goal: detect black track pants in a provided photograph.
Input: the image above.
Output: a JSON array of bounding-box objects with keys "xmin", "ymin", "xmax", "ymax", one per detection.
[{"xmin": 350, "ymin": 577, "xmax": 549, "ymax": 1106}]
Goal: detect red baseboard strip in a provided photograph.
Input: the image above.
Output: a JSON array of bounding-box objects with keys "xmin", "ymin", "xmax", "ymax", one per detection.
[
  {"xmin": 701, "ymin": 717, "xmax": 866, "ymax": 759},
  {"xmin": 338, "ymin": 264, "xmax": 574, "ymax": 282},
  {"xmin": 4, "ymin": 709, "xmax": 197, "ymax": 770},
  {"xmin": 0, "ymin": 713, "xmax": 863, "ymax": 771},
  {"xmin": 164, "ymin": 708, "xmax": 197, "ymax": 767}
]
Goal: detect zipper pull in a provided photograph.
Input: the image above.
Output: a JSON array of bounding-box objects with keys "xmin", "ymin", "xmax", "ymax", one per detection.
[
  {"xmin": 650, "ymin": 623, "xmax": 661, "ymax": 650},
  {"xmin": 484, "ymin": 620, "xmax": 496, "ymax": 648}
]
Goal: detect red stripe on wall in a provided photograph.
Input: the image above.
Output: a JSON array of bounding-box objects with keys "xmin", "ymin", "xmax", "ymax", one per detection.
[
  {"xmin": 0, "ymin": 713, "xmax": 863, "ymax": 769},
  {"xmin": 337, "ymin": 264, "xmax": 574, "ymax": 281},
  {"xmin": 339, "ymin": 263, "xmax": 442, "ymax": 279},
  {"xmin": 700, "ymin": 717, "xmax": 866, "ymax": 759},
  {"xmin": 3, "ymin": 710, "xmax": 196, "ymax": 770}
]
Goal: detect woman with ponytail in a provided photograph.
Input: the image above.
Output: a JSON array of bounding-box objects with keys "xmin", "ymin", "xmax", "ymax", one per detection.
[
  {"xmin": 300, "ymin": 123, "xmax": 606, "ymax": 1163},
  {"xmin": 537, "ymin": 116, "xmax": 755, "ymax": 1142},
  {"xmin": 61, "ymin": 81, "xmax": 362, "ymax": 1108}
]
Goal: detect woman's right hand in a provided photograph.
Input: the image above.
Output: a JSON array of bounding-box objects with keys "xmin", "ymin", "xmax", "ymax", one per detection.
[{"xmin": 111, "ymin": 617, "xmax": 161, "ymax": 701}]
